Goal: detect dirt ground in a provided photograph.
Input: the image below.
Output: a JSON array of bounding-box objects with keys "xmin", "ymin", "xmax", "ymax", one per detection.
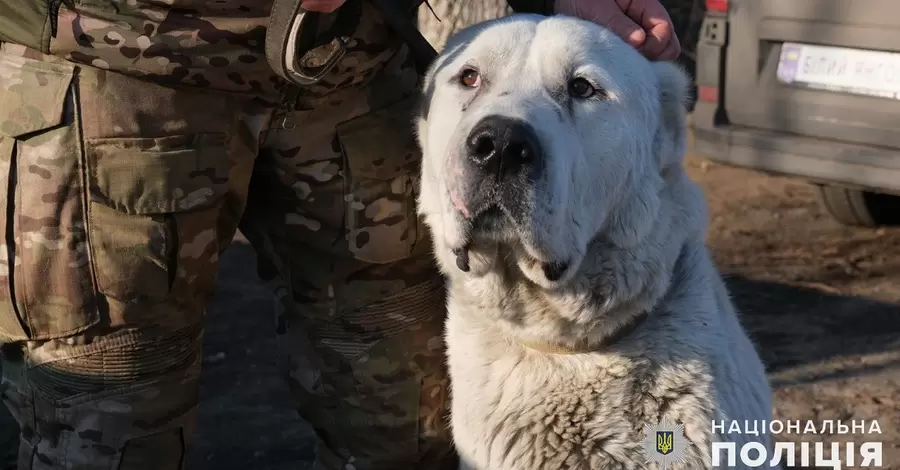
[
  {"xmin": 686, "ymin": 156, "xmax": 900, "ymax": 468},
  {"xmin": 2, "ymin": 150, "xmax": 899, "ymax": 468}
]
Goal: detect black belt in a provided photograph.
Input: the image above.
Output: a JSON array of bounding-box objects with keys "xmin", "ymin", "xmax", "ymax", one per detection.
[{"xmin": 265, "ymin": 0, "xmax": 440, "ymax": 86}]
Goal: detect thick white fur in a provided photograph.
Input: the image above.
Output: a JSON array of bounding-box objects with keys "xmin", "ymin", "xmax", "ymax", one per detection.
[{"xmin": 415, "ymin": 14, "xmax": 775, "ymax": 470}]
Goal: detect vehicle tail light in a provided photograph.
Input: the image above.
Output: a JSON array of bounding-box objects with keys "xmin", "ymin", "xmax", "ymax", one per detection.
[
  {"xmin": 705, "ymin": 0, "xmax": 728, "ymax": 13},
  {"xmin": 698, "ymin": 86, "xmax": 719, "ymax": 103}
]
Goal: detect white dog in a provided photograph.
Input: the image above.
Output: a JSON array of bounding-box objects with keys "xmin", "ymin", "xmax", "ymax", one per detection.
[{"xmin": 414, "ymin": 14, "xmax": 776, "ymax": 470}]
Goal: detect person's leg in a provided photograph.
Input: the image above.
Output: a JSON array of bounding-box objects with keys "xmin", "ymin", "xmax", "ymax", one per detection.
[
  {"xmin": 240, "ymin": 2, "xmax": 455, "ymax": 468},
  {"xmin": 0, "ymin": 43, "xmax": 275, "ymax": 469},
  {"xmin": 0, "ymin": 367, "xmax": 14, "ymax": 470}
]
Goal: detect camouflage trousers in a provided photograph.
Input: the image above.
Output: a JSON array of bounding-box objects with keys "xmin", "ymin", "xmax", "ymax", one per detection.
[{"xmin": 0, "ymin": 3, "xmax": 454, "ymax": 469}]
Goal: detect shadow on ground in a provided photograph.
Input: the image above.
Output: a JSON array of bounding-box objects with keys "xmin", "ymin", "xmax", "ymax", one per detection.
[
  {"xmin": 186, "ymin": 240, "xmax": 315, "ymax": 470},
  {"xmin": 726, "ymin": 275, "xmax": 900, "ymax": 381}
]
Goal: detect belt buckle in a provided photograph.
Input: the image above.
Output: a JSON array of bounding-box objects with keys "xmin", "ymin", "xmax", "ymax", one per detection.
[{"xmin": 284, "ymin": 10, "xmax": 347, "ymax": 86}]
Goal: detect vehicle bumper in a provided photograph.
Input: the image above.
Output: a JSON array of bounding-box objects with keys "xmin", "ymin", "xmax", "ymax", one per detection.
[{"xmin": 691, "ymin": 123, "xmax": 900, "ymax": 196}]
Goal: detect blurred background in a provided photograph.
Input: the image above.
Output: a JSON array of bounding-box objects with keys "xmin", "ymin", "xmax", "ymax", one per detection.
[{"xmin": 4, "ymin": 0, "xmax": 900, "ymax": 468}]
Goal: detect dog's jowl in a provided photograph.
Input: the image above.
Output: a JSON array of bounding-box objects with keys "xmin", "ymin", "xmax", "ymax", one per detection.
[{"xmin": 415, "ymin": 14, "xmax": 775, "ymax": 470}]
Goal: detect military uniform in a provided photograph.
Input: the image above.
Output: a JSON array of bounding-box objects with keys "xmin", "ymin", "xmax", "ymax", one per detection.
[{"xmin": 0, "ymin": 0, "xmax": 549, "ymax": 468}]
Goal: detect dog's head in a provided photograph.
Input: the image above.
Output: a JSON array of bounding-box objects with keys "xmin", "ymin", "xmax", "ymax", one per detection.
[{"xmin": 416, "ymin": 14, "xmax": 693, "ymax": 290}]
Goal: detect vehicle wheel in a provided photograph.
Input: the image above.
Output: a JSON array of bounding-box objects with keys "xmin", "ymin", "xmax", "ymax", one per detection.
[{"xmin": 815, "ymin": 184, "xmax": 900, "ymax": 227}]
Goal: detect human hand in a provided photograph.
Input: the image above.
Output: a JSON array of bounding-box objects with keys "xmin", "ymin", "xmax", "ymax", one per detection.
[
  {"xmin": 301, "ymin": 0, "xmax": 346, "ymax": 13},
  {"xmin": 555, "ymin": 0, "xmax": 681, "ymax": 61}
]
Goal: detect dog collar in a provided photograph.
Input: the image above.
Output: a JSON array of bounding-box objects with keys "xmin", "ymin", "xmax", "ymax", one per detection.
[{"xmin": 517, "ymin": 311, "xmax": 649, "ymax": 355}]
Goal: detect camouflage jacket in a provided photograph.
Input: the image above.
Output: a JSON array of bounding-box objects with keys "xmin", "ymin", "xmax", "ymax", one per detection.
[{"xmin": 0, "ymin": 0, "xmax": 554, "ymax": 102}]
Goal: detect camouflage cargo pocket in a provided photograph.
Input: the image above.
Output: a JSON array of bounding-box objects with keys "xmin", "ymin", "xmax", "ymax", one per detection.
[
  {"xmin": 336, "ymin": 96, "xmax": 426, "ymax": 265},
  {"xmin": 85, "ymin": 133, "xmax": 231, "ymax": 306},
  {"xmin": 0, "ymin": 4, "xmax": 52, "ymax": 54},
  {"xmin": 0, "ymin": 51, "xmax": 99, "ymax": 341}
]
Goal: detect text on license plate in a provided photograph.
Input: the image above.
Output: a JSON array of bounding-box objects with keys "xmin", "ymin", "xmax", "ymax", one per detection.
[{"xmin": 776, "ymin": 42, "xmax": 900, "ymax": 99}]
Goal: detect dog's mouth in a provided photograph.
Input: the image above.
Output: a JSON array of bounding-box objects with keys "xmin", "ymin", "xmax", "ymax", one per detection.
[
  {"xmin": 470, "ymin": 204, "xmax": 506, "ymax": 235},
  {"xmin": 451, "ymin": 246, "xmax": 473, "ymax": 272},
  {"xmin": 452, "ymin": 243, "xmax": 571, "ymax": 282},
  {"xmin": 452, "ymin": 204, "xmax": 571, "ymax": 282},
  {"xmin": 452, "ymin": 204, "xmax": 505, "ymax": 273}
]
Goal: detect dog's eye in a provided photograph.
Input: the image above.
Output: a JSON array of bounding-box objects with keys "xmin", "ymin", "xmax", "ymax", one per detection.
[
  {"xmin": 568, "ymin": 77, "xmax": 599, "ymax": 98},
  {"xmin": 459, "ymin": 68, "xmax": 481, "ymax": 88}
]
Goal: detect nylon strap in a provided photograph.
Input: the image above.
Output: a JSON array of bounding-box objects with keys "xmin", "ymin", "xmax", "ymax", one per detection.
[
  {"xmin": 265, "ymin": 0, "xmax": 440, "ymax": 85},
  {"xmin": 265, "ymin": 0, "xmax": 311, "ymax": 84},
  {"xmin": 368, "ymin": 0, "xmax": 439, "ymax": 74}
]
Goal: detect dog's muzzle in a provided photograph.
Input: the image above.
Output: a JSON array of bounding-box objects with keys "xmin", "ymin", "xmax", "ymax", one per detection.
[
  {"xmin": 449, "ymin": 116, "xmax": 547, "ymax": 275},
  {"xmin": 457, "ymin": 115, "xmax": 543, "ymax": 231}
]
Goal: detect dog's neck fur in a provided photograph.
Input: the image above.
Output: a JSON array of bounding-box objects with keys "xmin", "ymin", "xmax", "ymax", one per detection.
[
  {"xmin": 516, "ymin": 310, "xmax": 650, "ymax": 355},
  {"xmin": 446, "ymin": 168, "xmax": 707, "ymax": 353}
]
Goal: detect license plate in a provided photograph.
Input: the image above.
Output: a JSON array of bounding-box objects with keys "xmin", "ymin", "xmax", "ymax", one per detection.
[{"xmin": 776, "ymin": 42, "xmax": 900, "ymax": 99}]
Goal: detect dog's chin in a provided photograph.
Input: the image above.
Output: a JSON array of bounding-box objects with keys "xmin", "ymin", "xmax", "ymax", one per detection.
[
  {"xmin": 512, "ymin": 245, "xmax": 583, "ymax": 289},
  {"xmin": 448, "ymin": 207, "xmax": 584, "ymax": 288}
]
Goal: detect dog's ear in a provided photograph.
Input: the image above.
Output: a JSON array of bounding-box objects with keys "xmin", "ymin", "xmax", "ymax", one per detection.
[
  {"xmin": 650, "ymin": 62, "xmax": 691, "ymax": 173},
  {"xmin": 604, "ymin": 62, "xmax": 688, "ymax": 248}
]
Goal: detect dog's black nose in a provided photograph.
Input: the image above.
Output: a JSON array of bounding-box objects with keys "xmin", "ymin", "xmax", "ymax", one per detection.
[{"xmin": 466, "ymin": 116, "xmax": 541, "ymax": 178}]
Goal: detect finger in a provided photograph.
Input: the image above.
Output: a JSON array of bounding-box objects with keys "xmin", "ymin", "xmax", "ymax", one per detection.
[
  {"xmin": 657, "ymin": 35, "xmax": 682, "ymax": 62},
  {"xmin": 639, "ymin": 2, "xmax": 677, "ymax": 57},
  {"xmin": 640, "ymin": 22, "xmax": 671, "ymax": 59},
  {"xmin": 602, "ymin": 9, "xmax": 647, "ymax": 48}
]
